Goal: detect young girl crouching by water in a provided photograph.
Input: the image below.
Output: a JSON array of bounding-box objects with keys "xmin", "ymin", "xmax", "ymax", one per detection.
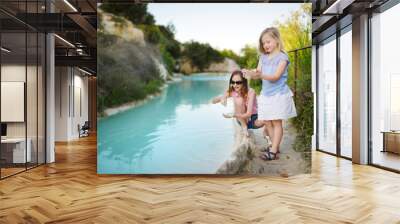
[
  {"xmin": 212, "ymin": 70, "xmax": 263, "ymax": 137},
  {"xmin": 243, "ymin": 27, "xmax": 297, "ymax": 160}
]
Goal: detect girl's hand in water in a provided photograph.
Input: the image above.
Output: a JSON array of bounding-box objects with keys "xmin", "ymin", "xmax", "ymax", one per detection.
[
  {"xmin": 221, "ymin": 96, "xmax": 227, "ymax": 106},
  {"xmin": 222, "ymin": 112, "xmax": 234, "ymax": 118}
]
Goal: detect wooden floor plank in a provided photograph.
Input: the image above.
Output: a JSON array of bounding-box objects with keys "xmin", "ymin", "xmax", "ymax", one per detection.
[{"xmin": 0, "ymin": 134, "xmax": 400, "ymax": 223}]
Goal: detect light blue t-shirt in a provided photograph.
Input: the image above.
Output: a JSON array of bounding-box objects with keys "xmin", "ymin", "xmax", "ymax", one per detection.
[{"xmin": 259, "ymin": 52, "xmax": 290, "ymax": 96}]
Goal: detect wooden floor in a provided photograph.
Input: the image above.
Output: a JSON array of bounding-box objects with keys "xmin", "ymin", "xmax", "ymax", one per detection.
[
  {"xmin": 1, "ymin": 167, "xmax": 26, "ymax": 178},
  {"xmin": 372, "ymin": 150, "xmax": 400, "ymax": 171},
  {"xmin": 1, "ymin": 135, "xmax": 400, "ymax": 224}
]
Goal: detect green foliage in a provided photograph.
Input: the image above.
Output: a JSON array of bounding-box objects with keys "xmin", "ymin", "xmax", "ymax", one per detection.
[
  {"xmin": 97, "ymin": 3, "xmax": 229, "ymax": 114},
  {"xmin": 234, "ymin": 4, "xmax": 312, "ymax": 158},
  {"xmin": 182, "ymin": 41, "xmax": 224, "ymax": 71},
  {"xmin": 273, "ymin": 4, "xmax": 311, "ymax": 53},
  {"xmin": 110, "ymin": 15, "xmax": 127, "ymax": 26},
  {"xmin": 249, "ymin": 79, "xmax": 262, "ymax": 95},
  {"xmin": 220, "ymin": 49, "xmax": 240, "ymax": 63},
  {"xmin": 165, "ymin": 39, "xmax": 181, "ymax": 59},
  {"xmin": 97, "ymin": 32, "xmax": 164, "ymax": 113},
  {"xmin": 238, "ymin": 45, "xmax": 259, "ymax": 68},
  {"xmin": 158, "ymin": 24, "xmax": 174, "ymax": 40},
  {"xmin": 102, "ymin": 4, "xmax": 182, "ymax": 74},
  {"xmin": 288, "ymin": 48, "xmax": 312, "ymax": 158},
  {"xmin": 274, "ymin": 4, "xmax": 312, "ymax": 157},
  {"xmin": 134, "ymin": 24, "xmax": 180, "ymax": 73},
  {"xmin": 161, "ymin": 48, "xmax": 176, "ymax": 74},
  {"xmin": 157, "ymin": 25, "xmax": 180, "ymax": 72},
  {"xmin": 139, "ymin": 24, "xmax": 162, "ymax": 44},
  {"xmin": 237, "ymin": 45, "xmax": 262, "ymax": 94},
  {"xmin": 144, "ymin": 79, "xmax": 164, "ymax": 95},
  {"xmin": 100, "ymin": 3, "xmax": 155, "ymax": 25},
  {"xmin": 158, "ymin": 25, "xmax": 181, "ymax": 59}
]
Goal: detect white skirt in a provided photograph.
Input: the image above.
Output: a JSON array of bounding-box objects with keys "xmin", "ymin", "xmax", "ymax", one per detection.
[{"xmin": 257, "ymin": 91, "xmax": 297, "ymax": 121}]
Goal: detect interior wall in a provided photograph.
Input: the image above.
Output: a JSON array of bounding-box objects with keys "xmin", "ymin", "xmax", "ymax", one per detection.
[
  {"xmin": 88, "ymin": 76, "xmax": 97, "ymax": 132},
  {"xmin": 55, "ymin": 66, "xmax": 69, "ymax": 141},
  {"xmin": 1, "ymin": 65, "xmax": 31, "ymax": 138},
  {"xmin": 55, "ymin": 66, "xmax": 89, "ymax": 141},
  {"xmin": 312, "ymin": 45, "xmax": 317, "ymax": 150}
]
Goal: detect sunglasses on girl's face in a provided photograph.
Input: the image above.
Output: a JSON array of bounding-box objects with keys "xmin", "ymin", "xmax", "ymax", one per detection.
[{"xmin": 231, "ymin": 81, "xmax": 243, "ymax": 85}]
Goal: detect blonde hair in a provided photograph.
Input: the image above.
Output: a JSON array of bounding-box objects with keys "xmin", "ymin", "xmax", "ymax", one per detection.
[{"xmin": 258, "ymin": 27, "xmax": 284, "ymax": 54}]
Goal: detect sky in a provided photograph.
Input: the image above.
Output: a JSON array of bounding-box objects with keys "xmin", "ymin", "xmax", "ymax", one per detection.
[{"xmin": 148, "ymin": 3, "xmax": 305, "ymax": 54}]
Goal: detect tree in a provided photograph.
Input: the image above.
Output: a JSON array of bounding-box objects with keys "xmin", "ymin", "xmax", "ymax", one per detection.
[
  {"xmin": 239, "ymin": 45, "xmax": 259, "ymax": 69},
  {"xmin": 220, "ymin": 49, "xmax": 240, "ymax": 64},
  {"xmin": 273, "ymin": 3, "xmax": 312, "ymax": 158},
  {"xmin": 182, "ymin": 41, "xmax": 224, "ymax": 71},
  {"xmin": 273, "ymin": 4, "xmax": 311, "ymax": 52}
]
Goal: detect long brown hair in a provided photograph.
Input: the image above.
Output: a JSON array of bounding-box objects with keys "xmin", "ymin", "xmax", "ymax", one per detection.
[{"xmin": 227, "ymin": 70, "xmax": 248, "ymax": 99}]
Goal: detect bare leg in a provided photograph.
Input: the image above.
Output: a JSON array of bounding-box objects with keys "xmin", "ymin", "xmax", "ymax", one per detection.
[
  {"xmin": 237, "ymin": 118, "xmax": 249, "ymax": 137},
  {"xmin": 254, "ymin": 119, "xmax": 265, "ymax": 129},
  {"xmin": 264, "ymin": 120, "xmax": 274, "ymax": 140},
  {"xmin": 270, "ymin": 120, "xmax": 283, "ymax": 154},
  {"xmin": 233, "ymin": 96, "xmax": 248, "ymax": 136}
]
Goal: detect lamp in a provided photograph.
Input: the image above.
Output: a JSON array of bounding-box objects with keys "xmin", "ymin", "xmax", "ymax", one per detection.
[
  {"xmin": 54, "ymin": 34, "xmax": 75, "ymax": 48},
  {"xmin": 63, "ymin": 0, "xmax": 78, "ymax": 12},
  {"xmin": 78, "ymin": 67, "xmax": 93, "ymax": 76},
  {"xmin": 1, "ymin": 47, "xmax": 11, "ymax": 53},
  {"xmin": 322, "ymin": 0, "xmax": 355, "ymax": 15}
]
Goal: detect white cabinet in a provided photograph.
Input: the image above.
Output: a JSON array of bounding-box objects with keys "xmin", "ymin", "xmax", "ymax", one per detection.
[{"xmin": 1, "ymin": 138, "xmax": 31, "ymax": 163}]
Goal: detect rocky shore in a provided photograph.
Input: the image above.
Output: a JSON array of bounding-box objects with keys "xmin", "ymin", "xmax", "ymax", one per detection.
[
  {"xmin": 99, "ymin": 76, "xmax": 182, "ymax": 118},
  {"xmin": 217, "ymin": 121, "xmax": 310, "ymax": 176}
]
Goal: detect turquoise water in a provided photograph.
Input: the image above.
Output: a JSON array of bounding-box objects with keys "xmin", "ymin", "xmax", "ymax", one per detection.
[{"xmin": 97, "ymin": 74, "xmax": 237, "ymax": 174}]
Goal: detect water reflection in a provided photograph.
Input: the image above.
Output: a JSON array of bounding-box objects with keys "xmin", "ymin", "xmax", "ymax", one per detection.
[{"xmin": 98, "ymin": 74, "xmax": 235, "ymax": 174}]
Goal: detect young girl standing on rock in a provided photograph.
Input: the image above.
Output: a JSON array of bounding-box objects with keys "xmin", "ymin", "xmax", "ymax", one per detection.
[{"xmin": 242, "ymin": 27, "xmax": 297, "ymax": 160}]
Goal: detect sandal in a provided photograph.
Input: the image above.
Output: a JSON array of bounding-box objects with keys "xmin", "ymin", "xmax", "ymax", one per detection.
[
  {"xmin": 260, "ymin": 151, "xmax": 278, "ymax": 160},
  {"xmin": 261, "ymin": 146, "xmax": 280, "ymax": 154},
  {"xmin": 261, "ymin": 146, "xmax": 271, "ymax": 152}
]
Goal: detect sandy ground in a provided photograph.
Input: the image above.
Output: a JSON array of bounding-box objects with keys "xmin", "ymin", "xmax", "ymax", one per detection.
[{"xmin": 217, "ymin": 120, "xmax": 310, "ymax": 176}]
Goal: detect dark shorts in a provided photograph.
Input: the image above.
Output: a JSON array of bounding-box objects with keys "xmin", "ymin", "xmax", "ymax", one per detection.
[{"xmin": 237, "ymin": 114, "xmax": 261, "ymax": 129}]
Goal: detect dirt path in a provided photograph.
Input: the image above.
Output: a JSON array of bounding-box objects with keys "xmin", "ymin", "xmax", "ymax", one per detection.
[{"xmin": 217, "ymin": 121, "xmax": 310, "ymax": 176}]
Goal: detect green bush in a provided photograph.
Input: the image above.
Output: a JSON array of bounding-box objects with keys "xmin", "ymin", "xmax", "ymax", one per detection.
[
  {"xmin": 161, "ymin": 49, "xmax": 175, "ymax": 74},
  {"xmin": 138, "ymin": 25, "xmax": 162, "ymax": 44},
  {"xmin": 238, "ymin": 45, "xmax": 259, "ymax": 68},
  {"xmin": 100, "ymin": 4, "xmax": 182, "ymax": 76},
  {"xmin": 287, "ymin": 48, "xmax": 312, "ymax": 155},
  {"xmin": 97, "ymin": 31, "xmax": 164, "ymax": 113},
  {"xmin": 236, "ymin": 45, "xmax": 262, "ymax": 94},
  {"xmin": 137, "ymin": 24, "xmax": 180, "ymax": 73},
  {"xmin": 110, "ymin": 15, "xmax": 127, "ymax": 27},
  {"xmin": 144, "ymin": 79, "xmax": 163, "ymax": 95},
  {"xmin": 220, "ymin": 49, "xmax": 240, "ymax": 63},
  {"xmin": 249, "ymin": 79, "xmax": 262, "ymax": 94},
  {"xmin": 276, "ymin": 4, "xmax": 312, "ymax": 164},
  {"xmin": 182, "ymin": 41, "xmax": 224, "ymax": 71}
]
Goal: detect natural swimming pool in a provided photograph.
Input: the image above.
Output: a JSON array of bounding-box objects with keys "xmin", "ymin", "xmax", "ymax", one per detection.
[{"xmin": 97, "ymin": 74, "xmax": 237, "ymax": 174}]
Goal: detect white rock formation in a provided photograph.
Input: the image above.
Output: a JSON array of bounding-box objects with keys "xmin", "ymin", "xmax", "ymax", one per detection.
[{"xmin": 100, "ymin": 12, "xmax": 145, "ymax": 46}]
